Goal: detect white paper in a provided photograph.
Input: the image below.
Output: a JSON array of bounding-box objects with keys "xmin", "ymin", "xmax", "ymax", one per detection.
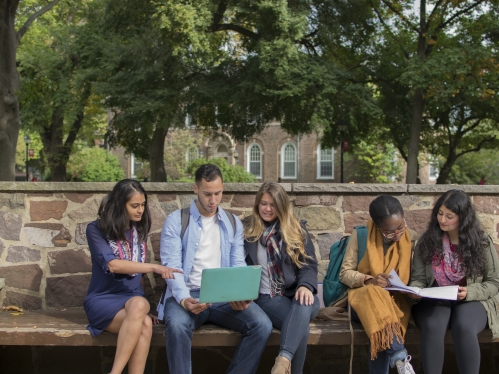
[{"xmin": 384, "ymin": 269, "xmax": 458, "ymax": 300}]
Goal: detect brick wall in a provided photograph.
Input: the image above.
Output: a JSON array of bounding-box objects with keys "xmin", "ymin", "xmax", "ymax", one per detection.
[{"xmin": 1, "ymin": 182, "xmax": 498, "ymax": 312}]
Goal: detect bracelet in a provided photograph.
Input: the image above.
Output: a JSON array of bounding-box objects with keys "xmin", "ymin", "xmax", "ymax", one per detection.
[{"xmin": 180, "ymin": 298, "xmax": 188, "ymax": 310}]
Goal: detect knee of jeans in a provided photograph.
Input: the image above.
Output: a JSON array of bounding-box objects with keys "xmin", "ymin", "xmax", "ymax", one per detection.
[
  {"xmin": 250, "ymin": 314, "xmax": 273, "ymax": 336},
  {"xmin": 166, "ymin": 319, "xmax": 192, "ymax": 339}
]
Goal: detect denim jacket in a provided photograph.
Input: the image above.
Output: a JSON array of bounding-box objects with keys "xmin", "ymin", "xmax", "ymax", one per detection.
[{"xmin": 157, "ymin": 200, "xmax": 246, "ymax": 320}]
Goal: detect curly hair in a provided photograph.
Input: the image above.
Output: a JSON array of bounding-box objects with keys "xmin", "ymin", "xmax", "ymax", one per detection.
[
  {"xmin": 416, "ymin": 189, "xmax": 487, "ymax": 278},
  {"xmin": 98, "ymin": 179, "xmax": 151, "ymax": 243},
  {"xmin": 244, "ymin": 182, "xmax": 310, "ymax": 268}
]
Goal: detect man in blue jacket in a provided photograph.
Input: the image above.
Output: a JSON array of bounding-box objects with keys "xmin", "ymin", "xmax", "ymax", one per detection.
[{"xmin": 158, "ymin": 163, "xmax": 272, "ymax": 374}]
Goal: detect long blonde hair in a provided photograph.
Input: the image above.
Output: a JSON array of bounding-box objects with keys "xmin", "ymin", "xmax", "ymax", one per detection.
[{"xmin": 245, "ymin": 182, "xmax": 310, "ymax": 268}]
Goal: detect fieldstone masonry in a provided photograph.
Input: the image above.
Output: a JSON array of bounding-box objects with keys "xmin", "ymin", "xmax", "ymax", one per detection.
[{"xmin": 0, "ymin": 182, "xmax": 497, "ymax": 313}]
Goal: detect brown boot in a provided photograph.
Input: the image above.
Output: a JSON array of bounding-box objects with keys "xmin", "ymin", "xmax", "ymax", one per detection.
[{"xmin": 271, "ymin": 356, "xmax": 291, "ymax": 374}]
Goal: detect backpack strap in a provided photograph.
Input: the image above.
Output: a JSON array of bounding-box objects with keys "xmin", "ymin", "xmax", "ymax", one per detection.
[
  {"xmin": 354, "ymin": 225, "xmax": 368, "ymax": 263},
  {"xmin": 222, "ymin": 209, "xmax": 237, "ymax": 233},
  {"xmin": 180, "ymin": 207, "xmax": 190, "ymax": 240}
]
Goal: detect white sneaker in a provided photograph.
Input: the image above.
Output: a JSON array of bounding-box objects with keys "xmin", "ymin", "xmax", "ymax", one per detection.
[{"xmin": 396, "ymin": 355, "xmax": 416, "ymax": 374}]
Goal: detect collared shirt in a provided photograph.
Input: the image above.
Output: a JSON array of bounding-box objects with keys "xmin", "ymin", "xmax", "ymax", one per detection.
[{"xmin": 157, "ymin": 200, "xmax": 246, "ymax": 320}]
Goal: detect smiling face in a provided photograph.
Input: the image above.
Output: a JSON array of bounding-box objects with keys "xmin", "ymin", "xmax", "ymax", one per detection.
[
  {"xmin": 126, "ymin": 192, "xmax": 146, "ymax": 222},
  {"xmin": 258, "ymin": 193, "xmax": 278, "ymax": 223},
  {"xmin": 193, "ymin": 176, "xmax": 224, "ymax": 217},
  {"xmin": 437, "ymin": 204, "xmax": 460, "ymax": 237}
]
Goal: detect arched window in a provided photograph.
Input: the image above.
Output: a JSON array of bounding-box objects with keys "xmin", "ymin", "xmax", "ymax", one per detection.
[
  {"xmin": 247, "ymin": 143, "xmax": 262, "ymax": 178},
  {"xmin": 317, "ymin": 145, "xmax": 334, "ymax": 179},
  {"xmin": 281, "ymin": 142, "xmax": 297, "ymax": 179},
  {"xmin": 216, "ymin": 144, "xmax": 229, "ymax": 161}
]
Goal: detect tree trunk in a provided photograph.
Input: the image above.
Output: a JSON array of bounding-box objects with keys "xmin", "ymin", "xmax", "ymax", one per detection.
[
  {"xmin": 406, "ymin": 0, "xmax": 428, "ymax": 184},
  {"xmin": 149, "ymin": 125, "xmax": 169, "ymax": 182},
  {"xmin": 40, "ymin": 107, "xmax": 84, "ymax": 181},
  {"xmin": 0, "ymin": 1, "xmax": 21, "ymax": 181},
  {"xmin": 436, "ymin": 151, "xmax": 457, "ymax": 184},
  {"xmin": 406, "ymin": 87, "xmax": 424, "ymax": 184}
]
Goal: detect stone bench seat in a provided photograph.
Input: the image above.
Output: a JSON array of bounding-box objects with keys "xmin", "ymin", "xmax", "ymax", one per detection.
[{"xmin": 0, "ymin": 310, "xmax": 494, "ymax": 347}]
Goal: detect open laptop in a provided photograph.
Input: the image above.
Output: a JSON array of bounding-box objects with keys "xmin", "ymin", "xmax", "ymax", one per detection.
[{"xmin": 198, "ymin": 265, "xmax": 262, "ymax": 304}]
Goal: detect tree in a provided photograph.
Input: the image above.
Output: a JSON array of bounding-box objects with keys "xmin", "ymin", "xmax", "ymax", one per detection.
[
  {"xmin": 0, "ymin": 0, "xmax": 60, "ymax": 180},
  {"xmin": 89, "ymin": 0, "xmax": 220, "ymax": 182},
  {"xmin": 442, "ymin": 149, "xmax": 499, "ymax": 185},
  {"xmin": 17, "ymin": 0, "xmax": 105, "ymax": 181},
  {"xmin": 364, "ymin": 0, "xmax": 496, "ymax": 183}
]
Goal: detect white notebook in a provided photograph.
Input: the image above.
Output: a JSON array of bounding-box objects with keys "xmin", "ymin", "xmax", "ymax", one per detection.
[{"xmin": 384, "ymin": 269, "xmax": 459, "ymax": 300}]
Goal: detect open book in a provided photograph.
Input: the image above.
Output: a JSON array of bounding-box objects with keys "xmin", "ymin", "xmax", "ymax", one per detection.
[{"xmin": 384, "ymin": 269, "xmax": 458, "ymax": 300}]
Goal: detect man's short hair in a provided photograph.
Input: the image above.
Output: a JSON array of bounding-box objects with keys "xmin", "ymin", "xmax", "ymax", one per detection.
[{"xmin": 195, "ymin": 164, "xmax": 223, "ymax": 184}]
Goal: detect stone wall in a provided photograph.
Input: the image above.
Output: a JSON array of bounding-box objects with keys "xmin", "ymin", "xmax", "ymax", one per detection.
[{"xmin": 1, "ymin": 182, "xmax": 499, "ymax": 311}]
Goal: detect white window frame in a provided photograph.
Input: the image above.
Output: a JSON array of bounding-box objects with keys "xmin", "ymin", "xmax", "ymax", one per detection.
[
  {"xmin": 429, "ymin": 164, "xmax": 439, "ymax": 181},
  {"xmin": 280, "ymin": 142, "xmax": 297, "ymax": 179},
  {"xmin": 316, "ymin": 145, "xmax": 335, "ymax": 179},
  {"xmin": 247, "ymin": 143, "xmax": 262, "ymax": 179}
]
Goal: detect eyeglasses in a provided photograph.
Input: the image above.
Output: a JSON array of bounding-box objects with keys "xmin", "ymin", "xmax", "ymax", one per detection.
[{"xmin": 379, "ymin": 219, "xmax": 407, "ymax": 240}]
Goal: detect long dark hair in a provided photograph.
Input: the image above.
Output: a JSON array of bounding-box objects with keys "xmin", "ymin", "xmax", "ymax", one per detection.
[
  {"xmin": 417, "ymin": 189, "xmax": 487, "ymax": 278},
  {"xmin": 369, "ymin": 195, "xmax": 404, "ymax": 226},
  {"xmin": 97, "ymin": 179, "xmax": 151, "ymax": 243}
]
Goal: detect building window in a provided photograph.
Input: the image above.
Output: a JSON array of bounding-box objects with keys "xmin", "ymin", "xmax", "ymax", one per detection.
[
  {"xmin": 281, "ymin": 142, "xmax": 297, "ymax": 179},
  {"xmin": 130, "ymin": 154, "xmax": 143, "ymax": 179},
  {"xmin": 429, "ymin": 165, "xmax": 439, "ymax": 181},
  {"xmin": 317, "ymin": 145, "xmax": 334, "ymax": 179},
  {"xmin": 247, "ymin": 143, "xmax": 262, "ymax": 178},
  {"xmin": 216, "ymin": 144, "xmax": 229, "ymax": 161}
]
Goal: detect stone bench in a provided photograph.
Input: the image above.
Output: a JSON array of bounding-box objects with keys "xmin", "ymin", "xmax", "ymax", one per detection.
[{"xmin": 0, "ymin": 310, "xmax": 494, "ymax": 347}]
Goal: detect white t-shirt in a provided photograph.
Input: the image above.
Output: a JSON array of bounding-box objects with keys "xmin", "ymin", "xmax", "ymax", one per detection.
[
  {"xmin": 257, "ymin": 241, "xmax": 271, "ymax": 295},
  {"xmin": 186, "ymin": 215, "xmax": 221, "ymax": 289}
]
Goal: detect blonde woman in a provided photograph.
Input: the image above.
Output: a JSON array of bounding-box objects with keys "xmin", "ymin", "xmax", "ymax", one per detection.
[{"xmin": 245, "ymin": 182, "xmax": 319, "ymax": 374}]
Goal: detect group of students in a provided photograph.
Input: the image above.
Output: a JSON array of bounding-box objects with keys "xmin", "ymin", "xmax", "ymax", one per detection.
[{"xmin": 83, "ymin": 163, "xmax": 499, "ymax": 374}]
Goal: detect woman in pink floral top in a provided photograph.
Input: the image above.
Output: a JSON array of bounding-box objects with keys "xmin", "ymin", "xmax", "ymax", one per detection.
[{"xmin": 409, "ymin": 189, "xmax": 499, "ymax": 374}]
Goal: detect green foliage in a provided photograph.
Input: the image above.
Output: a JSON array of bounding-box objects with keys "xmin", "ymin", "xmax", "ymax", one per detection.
[
  {"xmin": 443, "ymin": 150, "xmax": 499, "ymax": 185},
  {"xmin": 164, "ymin": 130, "xmax": 201, "ymax": 180},
  {"xmin": 67, "ymin": 147, "xmax": 124, "ymax": 182},
  {"xmin": 186, "ymin": 158, "xmax": 256, "ymax": 183},
  {"xmin": 17, "ymin": 0, "xmax": 107, "ymax": 180},
  {"xmin": 344, "ymin": 130, "xmax": 403, "ymax": 183}
]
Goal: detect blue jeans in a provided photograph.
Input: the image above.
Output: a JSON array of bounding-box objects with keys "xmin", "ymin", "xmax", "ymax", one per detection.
[
  {"xmin": 351, "ymin": 307, "xmax": 407, "ymax": 374},
  {"xmin": 255, "ymin": 293, "xmax": 320, "ymax": 374},
  {"xmin": 163, "ymin": 290, "xmax": 272, "ymax": 374}
]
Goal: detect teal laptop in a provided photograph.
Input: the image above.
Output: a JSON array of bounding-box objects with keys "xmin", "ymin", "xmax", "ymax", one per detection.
[{"xmin": 198, "ymin": 265, "xmax": 262, "ymax": 304}]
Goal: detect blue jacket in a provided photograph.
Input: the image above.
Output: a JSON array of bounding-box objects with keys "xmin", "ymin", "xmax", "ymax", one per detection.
[{"xmin": 157, "ymin": 200, "xmax": 245, "ymax": 320}]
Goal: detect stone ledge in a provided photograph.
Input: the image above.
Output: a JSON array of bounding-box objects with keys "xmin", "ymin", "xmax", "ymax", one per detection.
[
  {"xmin": 292, "ymin": 184, "xmax": 408, "ymax": 193},
  {"xmin": 408, "ymin": 185, "xmax": 499, "ymax": 194},
  {"xmin": 0, "ymin": 311, "xmax": 494, "ymax": 347},
  {"xmin": 1, "ymin": 182, "xmax": 496, "ymax": 194}
]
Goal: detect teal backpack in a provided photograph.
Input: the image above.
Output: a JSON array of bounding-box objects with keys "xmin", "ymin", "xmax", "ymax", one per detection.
[{"xmin": 323, "ymin": 225, "xmax": 368, "ymax": 307}]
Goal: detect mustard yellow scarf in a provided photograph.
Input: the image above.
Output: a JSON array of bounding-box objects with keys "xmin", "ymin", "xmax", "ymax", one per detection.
[{"xmin": 348, "ymin": 219, "xmax": 412, "ymax": 359}]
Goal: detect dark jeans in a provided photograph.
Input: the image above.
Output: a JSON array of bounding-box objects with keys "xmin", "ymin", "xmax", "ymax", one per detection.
[
  {"xmin": 351, "ymin": 307, "xmax": 408, "ymax": 374},
  {"xmin": 413, "ymin": 298, "xmax": 487, "ymax": 374},
  {"xmin": 163, "ymin": 290, "xmax": 273, "ymax": 374},
  {"xmin": 255, "ymin": 293, "xmax": 320, "ymax": 374}
]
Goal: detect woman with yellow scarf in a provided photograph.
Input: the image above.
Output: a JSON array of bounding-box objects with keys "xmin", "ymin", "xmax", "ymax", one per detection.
[{"xmin": 339, "ymin": 195, "xmax": 417, "ymax": 374}]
